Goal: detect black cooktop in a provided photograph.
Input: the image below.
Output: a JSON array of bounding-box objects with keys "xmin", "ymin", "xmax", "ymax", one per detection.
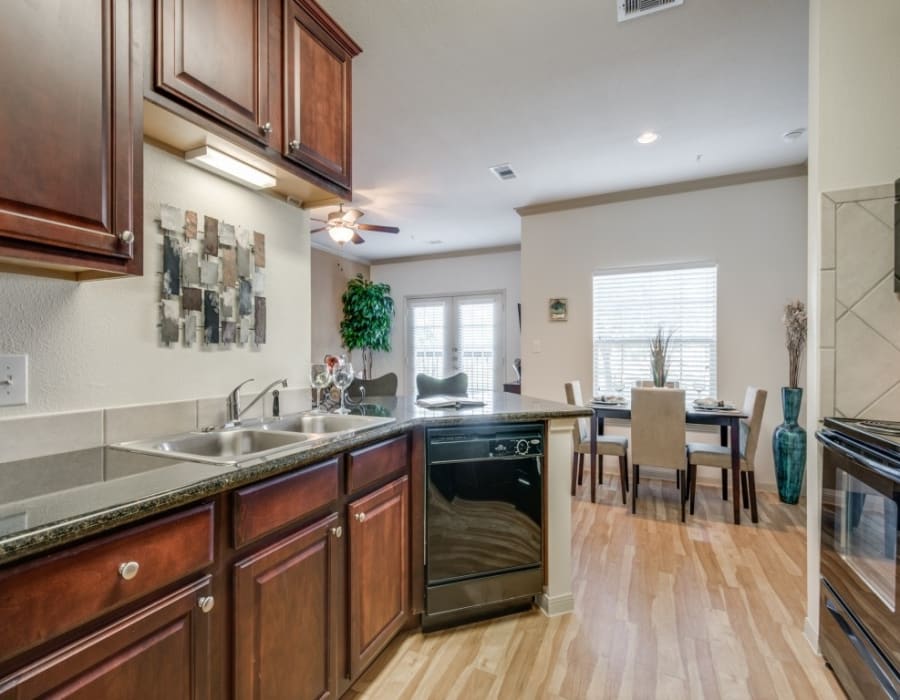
[{"xmin": 824, "ymin": 417, "xmax": 900, "ymax": 453}]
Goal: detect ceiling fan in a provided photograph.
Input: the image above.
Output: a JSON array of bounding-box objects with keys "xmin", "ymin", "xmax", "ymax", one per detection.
[{"xmin": 311, "ymin": 204, "xmax": 400, "ymax": 245}]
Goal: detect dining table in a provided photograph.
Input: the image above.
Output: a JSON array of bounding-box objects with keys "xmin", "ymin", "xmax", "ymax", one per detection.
[{"xmin": 589, "ymin": 402, "xmax": 749, "ymax": 524}]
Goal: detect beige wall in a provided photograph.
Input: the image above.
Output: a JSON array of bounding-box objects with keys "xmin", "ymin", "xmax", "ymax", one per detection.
[
  {"xmin": 0, "ymin": 143, "xmax": 312, "ymax": 416},
  {"xmin": 520, "ymin": 176, "xmax": 808, "ymax": 489},
  {"xmin": 806, "ymin": 0, "xmax": 900, "ymax": 646},
  {"xmin": 310, "ymin": 247, "xmax": 370, "ymax": 367}
]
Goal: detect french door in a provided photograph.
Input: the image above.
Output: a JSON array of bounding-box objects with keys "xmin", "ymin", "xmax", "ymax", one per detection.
[{"xmin": 406, "ymin": 293, "xmax": 504, "ymax": 395}]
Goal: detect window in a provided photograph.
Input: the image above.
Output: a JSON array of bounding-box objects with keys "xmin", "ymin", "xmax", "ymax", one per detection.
[
  {"xmin": 407, "ymin": 293, "xmax": 504, "ymax": 395},
  {"xmin": 592, "ymin": 264, "xmax": 717, "ymax": 400}
]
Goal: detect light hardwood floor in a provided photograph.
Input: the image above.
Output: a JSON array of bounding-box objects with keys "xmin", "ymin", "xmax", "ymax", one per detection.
[{"xmin": 347, "ymin": 476, "xmax": 845, "ymax": 699}]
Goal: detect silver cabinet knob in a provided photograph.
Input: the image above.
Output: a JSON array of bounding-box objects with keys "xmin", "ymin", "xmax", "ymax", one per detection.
[
  {"xmin": 289, "ymin": 139, "xmax": 300, "ymax": 151},
  {"xmin": 354, "ymin": 512, "xmax": 366, "ymax": 523},
  {"xmin": 198, "ymin": 596, "xmax": 215, "ymax": 614},
  {"xmin": 260, "ymin": 122, "xmax": 272, "ymax": 135},
  {"xmin": 118, "ymin": 561, "xmax": 140, "ymax": 580},
  {"xmin": 119, "ymin": 230, "xmax": 134, "ymax": 244},
  {"xmin": 330, "ymin": 525, "xmax": 343, "ymax": 538}
]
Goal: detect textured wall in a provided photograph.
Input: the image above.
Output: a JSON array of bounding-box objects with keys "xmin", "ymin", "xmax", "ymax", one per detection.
[
  {"xmin": 520, "ymin": 176, "xmax": 808, "ymax": 489},
  {"xmin": 0, "ymin": 143, "xmax": 311, "ymax": 417}
]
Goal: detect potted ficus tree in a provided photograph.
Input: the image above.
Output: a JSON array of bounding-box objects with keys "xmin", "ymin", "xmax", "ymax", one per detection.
[
  {"xmin": 773, "ymin": 299, "xmax": 808, "ymax": 504},
  {"xmin": 339, "ymin": 274, "xmax": 395, "ymax": 379}
]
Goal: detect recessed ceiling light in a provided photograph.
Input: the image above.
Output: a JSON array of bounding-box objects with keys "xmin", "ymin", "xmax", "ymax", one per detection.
[
  {"xmin": 636, "ymin": 131, "xmax": 659, "ymax": 145},
  {"xmin": 489, "ymin": 163, "xmax": 517, "ymax": 181},
  {"xmin": 782, "ymin": 128, "xmax": 807, "ymax": 142}
]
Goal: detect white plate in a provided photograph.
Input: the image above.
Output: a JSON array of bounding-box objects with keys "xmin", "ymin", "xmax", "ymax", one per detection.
[{"xmin": 693, "ymin": 404, "xmax": 736, "ymax": 411}]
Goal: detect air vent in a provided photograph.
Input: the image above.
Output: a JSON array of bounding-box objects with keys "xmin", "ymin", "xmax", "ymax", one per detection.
[
  {"xmin": 489, "ymin": 163, "xmax": 517, "ymax": 181},
  {"xmin": 617, "ymin": 0, "xmax": 683, "ymax": 22}
]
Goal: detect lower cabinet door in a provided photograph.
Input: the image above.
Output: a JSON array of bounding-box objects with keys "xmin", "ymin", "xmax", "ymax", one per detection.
[
  {"xmin": 0, "ymin": 577, "xmax": 213, "ymax": 699},
  {"xmin": 347, "ymin": 476, "xmax": 409, "ymax": 678},
  {"xmin": 233, "ymin": 512, "xmax": 341, "ymax": 700}
]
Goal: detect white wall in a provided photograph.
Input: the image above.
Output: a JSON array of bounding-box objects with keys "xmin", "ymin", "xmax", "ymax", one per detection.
[
  {"xmin": 520, "ymin": 176, "xmax": 808, "ymax": 489},
  {"xmin": 0, "ymin": 143, "xmax": 311, "ymax": 417},
  {"xmin": 370, "ymin": 250, "xmax": 521, "ymax": 396},
  {"xmin": 806, "ymin": 0, "xmax": 900, "ymax": 648}
]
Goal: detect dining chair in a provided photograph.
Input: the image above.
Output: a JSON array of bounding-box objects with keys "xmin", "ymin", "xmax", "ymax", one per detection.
[
  {"xmin": 630, "ymin": 387, "xmax": 689, "ymax": 520},
  {"xmin": 416, "ymin": 372, "xmax": 468, "ymax": 398},
  {"xmin": 687, "ymin": 387, "xmax": 767, "ymax": 523},
  {"xmin": 564, "ymin": 381, "xmax": 629, "ymax": 504},
  {"xmin": 347, "ymin": 372, "xmax": 398, "ymax": 401}
]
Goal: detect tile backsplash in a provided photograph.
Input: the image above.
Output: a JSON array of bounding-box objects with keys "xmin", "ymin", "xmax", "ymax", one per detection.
[{"xmin": 820, "ymin": 183, "xmax": 900, "ymax": 419}]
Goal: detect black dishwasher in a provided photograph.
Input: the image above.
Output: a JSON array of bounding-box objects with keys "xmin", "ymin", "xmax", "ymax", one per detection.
[{"xmin": 424, "ymin": 423, "xmax": 543, "ymax": 631}]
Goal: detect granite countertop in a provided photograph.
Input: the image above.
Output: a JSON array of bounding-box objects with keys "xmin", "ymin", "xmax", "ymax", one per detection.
[{"xmin": 0, "ymin": 392, "xmax": 587, "ymax": 566}]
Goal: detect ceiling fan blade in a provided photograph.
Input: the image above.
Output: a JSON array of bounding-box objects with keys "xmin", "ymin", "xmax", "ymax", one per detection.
[
  {"xmin": 355, "ymin": 224, "xmax": 399, "ymax": 234},
  {"xmin": 311, "ymin": 217, "xmax": 327, "ymax": 223},
  {"xmin": 311, "ymin": 227, "xmax": 327, "ymax": 233},
  {"xmin": 351, "ymin": 232, "xmax": 365, "ymax": 244},
  {"xmin": 343, "ymin": 208, "xmax": 365, "ymax": 223}
]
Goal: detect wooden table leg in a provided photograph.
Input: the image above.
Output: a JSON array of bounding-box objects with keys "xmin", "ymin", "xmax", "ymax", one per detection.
[
  {"xmin": 730, "ymin": 417, "xmax": 741, "ymax": 525},
  {"xmin": 590, "ymin": 411, "xmax": 598, "ymax": 503}
]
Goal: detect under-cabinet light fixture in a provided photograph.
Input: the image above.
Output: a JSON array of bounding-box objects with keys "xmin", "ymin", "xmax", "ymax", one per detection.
[{"xmin": 184, "ymin": 145, "xmax": 277, "ymax": 190}]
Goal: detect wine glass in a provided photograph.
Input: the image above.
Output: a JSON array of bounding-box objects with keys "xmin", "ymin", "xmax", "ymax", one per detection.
[
  {"xmin": 309, "ymin": 363, "xmax": 331, "ymax": 413},
  {"xmin": 332, "ymin": 358, "xmax": 355, "ymax": 415}
]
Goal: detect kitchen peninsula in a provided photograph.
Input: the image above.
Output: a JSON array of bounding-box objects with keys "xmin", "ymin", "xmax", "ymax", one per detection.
[{"xmin": 0, "ymin": 392, "xmax": 587, "ymax": 698}]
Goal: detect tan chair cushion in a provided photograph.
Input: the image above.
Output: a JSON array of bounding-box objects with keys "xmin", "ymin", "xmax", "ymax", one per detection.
[
  {"xmin": 686, "ymin": 442, "xmax": 750, "ymax": 471},
  {"xmin": 574, "ymin": 435, "xmax": 628, "ymax": 457}
]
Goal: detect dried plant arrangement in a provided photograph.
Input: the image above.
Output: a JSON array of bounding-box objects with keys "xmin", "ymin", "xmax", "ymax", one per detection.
[
  {"xmin": 783, "ymin": 300, "xmax": 807, "ymax": 388},
  {"xmin": 650, "ymin": 327, "xmax": 674, "ymax": 387}
]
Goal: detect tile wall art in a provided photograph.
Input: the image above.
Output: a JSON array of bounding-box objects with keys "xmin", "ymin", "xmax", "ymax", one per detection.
[{"xmin": 157, "ymin": 203, "xmax": 267, "ymax": 348}]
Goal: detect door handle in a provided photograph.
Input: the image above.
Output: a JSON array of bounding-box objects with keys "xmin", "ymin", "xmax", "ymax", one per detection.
[{"xmin": 825, "ymin": 598, "xmax": 897, "ymax": 696}]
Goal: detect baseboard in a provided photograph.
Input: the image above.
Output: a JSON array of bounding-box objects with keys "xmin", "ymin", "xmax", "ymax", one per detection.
[
  {"xmin": 804, "ymin": 617, "xmax": 820, "ymax": 654},
  {"xmin": 538, "ymin": 592, "xmax": 574, "ymax": 616}
]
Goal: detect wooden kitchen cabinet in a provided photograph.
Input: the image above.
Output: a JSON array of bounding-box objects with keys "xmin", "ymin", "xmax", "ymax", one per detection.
[
  {"xmin": 347, "ymin": 477, "xmax": 410, "ymax": 678},
  {"xmin": 156, "ymin": 0, "xmax": 273, "ymax": 144},
  {"xmin": 283, "ymin": 0, "xmax": 361, "ymax": 189},
  {"xmin": 233, "ymin": 513, "xmax": 342, "ymax": 700},
  {"xmin": 0, "ymin": 0, "xmax": 142, "ymax": 278},
  {"xmin": 0, "ymin": 577, "xmax": 213, "ymax": 699}
]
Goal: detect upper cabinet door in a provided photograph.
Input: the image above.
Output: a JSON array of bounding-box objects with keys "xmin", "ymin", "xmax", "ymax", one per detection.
[
  {"xmin": 284, "ymin": 0, "xmax": 360, "ymax": 189},
  {"xmin": 156, "ymin": 0, "xmax": 272, "ymax": 144},
  {"xmin": 0, "ymin": 0, "xmax": 140, "ymax": 271}
]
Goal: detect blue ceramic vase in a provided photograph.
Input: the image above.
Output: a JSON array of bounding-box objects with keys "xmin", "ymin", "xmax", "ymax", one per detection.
[{"xmin": 773, "ymin": 387, "xmax": 806, "ymax": 504}]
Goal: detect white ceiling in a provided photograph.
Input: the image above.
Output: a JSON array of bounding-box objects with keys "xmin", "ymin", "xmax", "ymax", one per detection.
[{"xmin": 312, "ymin": 0, "xmax": 809, "ymax": 262}]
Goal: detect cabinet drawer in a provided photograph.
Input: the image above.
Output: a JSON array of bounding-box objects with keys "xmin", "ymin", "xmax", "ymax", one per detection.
[
  {"xmin": 233, "ymin": 458, "xmax": 339, "ymax": 547},
  {"xmin": 347, "ymin": 436, "xmax": 408, "ymax": 494},
  {"xmin": 0, "ymin": 504, "xmax": 214, "ymax": 664}
]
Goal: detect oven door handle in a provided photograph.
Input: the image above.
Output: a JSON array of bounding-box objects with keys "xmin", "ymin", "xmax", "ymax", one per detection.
[
  {"xmin": 825, "ymin": 598, "xmax": 900, "ymax": 698},
  {"xmin": 817, "ymin": 431, "xmax": 900, "ymax": 483}
]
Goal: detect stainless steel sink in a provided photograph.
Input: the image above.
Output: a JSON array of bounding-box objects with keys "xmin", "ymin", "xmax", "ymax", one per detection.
[
  {"xmin": 114, "ymin": 429, "xmax": 312, "ymax": 465},
  {"xmin": 260, "ymin": 413, "xmax": 395, "ymax": 434}
]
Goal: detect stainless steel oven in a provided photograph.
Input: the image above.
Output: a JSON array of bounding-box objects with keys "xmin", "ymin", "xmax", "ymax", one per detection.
[
  {"xmin": 818, "ymin": 418, "xmax": 900, "ymax": 699},
  {"xmin": 424, "ymin": 423, "xmax": 543, "ymax": 631}
]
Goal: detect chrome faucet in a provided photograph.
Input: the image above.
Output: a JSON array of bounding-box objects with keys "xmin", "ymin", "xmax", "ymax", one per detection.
[{"xmin": 226, "ymin": 378, "xmax": 288, "ymax": 426}]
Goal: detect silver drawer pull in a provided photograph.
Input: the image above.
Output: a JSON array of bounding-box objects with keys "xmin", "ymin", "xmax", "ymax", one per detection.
[
  {"xmin": 331, "ymin": 525, "xmax": 343, "ymax": 538},
  {"xmin": 119, "ymin": 230, "xmax": 134, "ymax": 244},
  {"xmin": 118, "ymin": 561, "xmax": 140, "ymax": 580},
  {"xmin": 355, "ymin": 512, "xmax": 366, "ymax": 523},
  {"xmin": 198, "ymin": 596, "xmax": 215, "ymax": 614},
  {"xmin": 289, "ymin": 139, "xmax": 300, "ymax": 151}
]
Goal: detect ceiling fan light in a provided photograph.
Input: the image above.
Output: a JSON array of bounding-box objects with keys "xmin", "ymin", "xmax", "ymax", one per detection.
[{"xmin": 329, "ymin": 225, "xmax": 355, "ymax": 244}]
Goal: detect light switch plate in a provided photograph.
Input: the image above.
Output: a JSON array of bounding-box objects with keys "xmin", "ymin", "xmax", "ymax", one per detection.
[{"xmin": 0, "ymin": 355, "xmax": 28, "ymax": 406}]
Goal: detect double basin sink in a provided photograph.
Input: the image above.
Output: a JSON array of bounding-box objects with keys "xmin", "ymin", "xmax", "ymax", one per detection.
[{"xmin": 112, "ymin": 413, "xmax": 396, "ymax": 466}]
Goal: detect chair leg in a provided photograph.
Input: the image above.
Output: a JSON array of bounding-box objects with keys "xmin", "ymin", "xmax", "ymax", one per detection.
[
  {"xmin": 570, "ymin": 452, "xmax": 578, "ymax": 497},
  {"xmin": 635, "ymin": 464, "xmax": 640, "ymax": 486},
  {"xmin": 741, "ymin": 471, "xmax": 750, "ymax": 509},
  {"xmin": 689, "ymin": 464, "xmax": 697, "ymax": 515},
  {"xmin": 747, "ymin": 472, "xmax": 759, "ymax": 523},
  {"xmin": 623, "ymin": 455, "xmax": 630, "ymax": 491},
  {"xmin": 577, "ymin": 453, "xmax": 584, "ymax": 486},
  {"xmin": 680, "ymin": 469, "xmax": 687, "ymax": 522},
  {"xmin": 590, "ymin": 453, "xmax": 597, "ymax": 504},
  {"xmin": 721, "ymin": 469, "xmax": 728, "ymax": 500},
  {"xmin": 632, "ymin": 463, "xmax": 638, "ymax": 514},
  {"xmin": 598, "ymin": 455, "xmax": 604, "ymax": 485},
  {"xmin": 618, "ymin": 455, "xmax": 628, "ymax": 505},
  {"xmin": 676, "ymin": 471, "xmax": 681, "ymax": 488}
]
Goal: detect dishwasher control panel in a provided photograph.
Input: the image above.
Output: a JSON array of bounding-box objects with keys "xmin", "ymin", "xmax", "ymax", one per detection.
[{"xmin": 426, "ymin": 423, "xmax": 544, "ymax": 463}]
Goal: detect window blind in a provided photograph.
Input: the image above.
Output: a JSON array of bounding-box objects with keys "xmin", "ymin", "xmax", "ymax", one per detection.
[
  {"xmin": 409, "ymin": 300, "xmax": 446, "ymax": 382},
  {"xmin": 592, "ymin": 264, "xmax": 717, "ymax": 401},
  {"xmin": 455, "ymin": 297, "xmax": 500, "ymax": 394}
]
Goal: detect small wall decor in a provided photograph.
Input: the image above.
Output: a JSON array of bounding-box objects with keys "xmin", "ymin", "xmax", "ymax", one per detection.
[
  {"xmin": 157, "ymin": 204, "xmax": 268, "ymax": 348},
  {"xmin": 549, "ymin": 298, "xmax": 568, "ymax": 321}
]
